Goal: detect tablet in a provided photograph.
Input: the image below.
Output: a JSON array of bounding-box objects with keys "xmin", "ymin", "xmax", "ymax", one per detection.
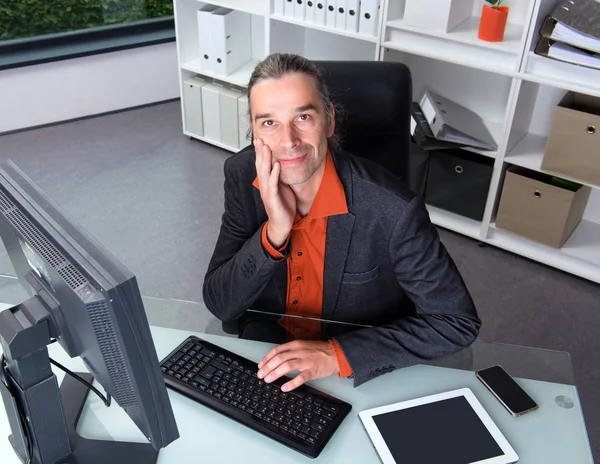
[{"xmin": 359, "ymin": 388, "xmax": 519, "ymax": 464}]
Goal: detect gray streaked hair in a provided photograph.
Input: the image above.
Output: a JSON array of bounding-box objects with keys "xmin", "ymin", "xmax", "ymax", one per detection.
[{"xmin": 246, "ymin": 53, "xmax": 343, "ymax": 153}]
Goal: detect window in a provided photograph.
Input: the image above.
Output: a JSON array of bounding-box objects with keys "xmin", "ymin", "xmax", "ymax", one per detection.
[{"xmin": 0, "ymin": 0, "xmax": 175, "ymax": 70}]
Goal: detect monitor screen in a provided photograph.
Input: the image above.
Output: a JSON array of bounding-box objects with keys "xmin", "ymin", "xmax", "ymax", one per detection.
[{"xmin": 0, "ymin": 160, "xmax": 179, "ymax": 456}]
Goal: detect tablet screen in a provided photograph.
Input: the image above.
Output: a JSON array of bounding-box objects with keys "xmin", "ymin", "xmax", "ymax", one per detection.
[{"xmin": 372, "ymin": 396, "xmax": 504, "ymax": 464}]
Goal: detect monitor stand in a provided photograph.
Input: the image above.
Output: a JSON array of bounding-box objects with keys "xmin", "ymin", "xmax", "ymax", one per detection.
[
  {"xmin": 0, "ymin": 296, "xmax": 159, "ymax": 464},
  {"xmin": 59, "ymin": 372, "xmax": 158, "ymax": 464}
]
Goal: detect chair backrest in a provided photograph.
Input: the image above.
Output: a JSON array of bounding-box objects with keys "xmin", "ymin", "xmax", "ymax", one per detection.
[{"xmin": 315, "ymin": 61, "xmax": 412, "ymax": 179}]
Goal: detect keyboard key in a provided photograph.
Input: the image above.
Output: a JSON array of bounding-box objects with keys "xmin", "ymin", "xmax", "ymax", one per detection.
[
  {"xmin": 181, "ymin": 342, "xmax": 194, "ymax": 353},
  {"xmin": 212, "ymin": 361, "xmax": 233, "ymax": 373},
  {"xmin": 309, "ymin": 429, "xmax": 321, "ymax": 439},
  {"xmin": 201, "ymin": 366, "xmax": 216, "ymax": 379},
  {"xmin": 323, "ymin": 404, "xmax": 339, "ymax": 414},
  {"xmin": 313, "ymin": 399, "xmax": 323, "ymax": 406},
  {"xmin": 169, "ymin": 352, "xmax": 184, "ymax": 363},
  {"xmin": 302, "ymin": 425, "xmax": 311, "ymax": 434},
  {"xmin": 174, "ymin": 373, "xmax": 182, "ymax": 380},
  {"xmin": 311, "ymin": 422, "xmax": 325, "ymax": 433},
  {"xmin": 322, "ymin": 410, "xmax": 335, "ymax": 420},
  {"xmin": 307, "ymin": 437, "xmax": 316, "ymax": 445}
]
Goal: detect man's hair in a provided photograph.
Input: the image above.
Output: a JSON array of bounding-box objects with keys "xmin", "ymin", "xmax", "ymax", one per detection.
[{"xmin": 246, "ymin": 53, "xmax": 343, "ymax": 153}]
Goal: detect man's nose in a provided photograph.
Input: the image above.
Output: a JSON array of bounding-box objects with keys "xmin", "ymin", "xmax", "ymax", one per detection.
[{"xmin": 279, "ymin": 123, "xmax": 300, "ymax": 149}]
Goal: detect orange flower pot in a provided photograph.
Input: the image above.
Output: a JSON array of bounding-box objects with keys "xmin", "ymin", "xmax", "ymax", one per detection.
[{"xmin": 478, "ymin": 5, "xmax": 509, "ymax": 42}]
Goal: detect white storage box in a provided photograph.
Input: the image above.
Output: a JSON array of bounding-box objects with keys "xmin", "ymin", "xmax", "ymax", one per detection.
[{"xmin": 403, "ymin": 0, "xmax": 473, "ymax": 33}]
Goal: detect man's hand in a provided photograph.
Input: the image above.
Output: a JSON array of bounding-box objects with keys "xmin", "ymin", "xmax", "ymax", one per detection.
[
  {"xmin": 257, "ymin": 340, "xmax": 339, "ymax": 392},
  {"xmin": 254, "ymin": 138, "xmax": 296, "ymax": 249}
]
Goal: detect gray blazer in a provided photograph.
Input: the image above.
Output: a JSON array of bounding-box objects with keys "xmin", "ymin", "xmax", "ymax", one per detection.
[{"xmin": 203, "ymin": 147, "xmax": 481, "ymax": 386}]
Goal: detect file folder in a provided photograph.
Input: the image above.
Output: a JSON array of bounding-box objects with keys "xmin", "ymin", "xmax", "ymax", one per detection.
[
  {"xmin": 410, "ymin": 102, "xmax": 469, "ymax": 151},
  {"xmin": 197, "ymin": 5, "xmax": 219, "ymax": 73},
  {"xmin": 535, "ymin": 38, "xmax": 600, "ymax": 70},
  {"xmin": 284, "ymin": 0, "xmax": 294, "ymax": 17},
  {"xmin": 326, "ymin": 0, "xmax": 337, "ymax": 28},
  {"xmin": 219, "ymin": 87, "xmax": 244, "ymax": 149},
  {"xmin": 315, "ymin": 1, "xmax": 327, "ymax": 26},
  {"xmin": 336, "ymin": 0, "xmax": 348, "ymax": 31},
  {"xmin": 345, "ymin": 0, "xmax": 360, "ymax": 33},
  {"xmin": 210, "ymin": 8, "xmax": 252, "ymax": 77},
  {"xmin": 273, "ymin": 0, "xmax": 285, "ymax": 16},
  {"xmin": 306, "ymin": 0, "xmax": 317, "ymax": 23},
  {"xmin": 420, "ymin": 90, "xmax": 497, "ymax": 151},
  {"xmin": 540, "ymin": 0, "xmax": 600, "ymax": 50},
  {"xmin": 294, "ymin": 0, "xmax": 306, "ymax": 20},
  {"xmin": 183, "ymin": 76, "xmax": 208, "ymax": 137},
  {"xmin": 238, "ymin": 94, "xmax": 251, "ymax": 150},
  {"xmin": 359, "ymin": 0, "xmax": 380, "ymax": 36},
  {"xmin": 201, "ymin": 83, "xmax": 223, "ymax": 142}
]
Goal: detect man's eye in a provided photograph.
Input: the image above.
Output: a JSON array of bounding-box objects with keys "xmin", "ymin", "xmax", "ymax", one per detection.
[
  {"xmin": 298, "ymin": 114, "xmax": 310, "ymax": 121},
  {"xmin": 263, "ymin": 120, "xmax": 275, "ymax": 127}
]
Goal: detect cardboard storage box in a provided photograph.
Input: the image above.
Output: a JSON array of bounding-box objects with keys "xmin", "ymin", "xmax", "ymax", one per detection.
[
  {"xmin": 541, "ymin": 92, "xmax": 600, "ymax": 186},
  {"xmin": 425, "ymin": 149, "xmax": 494, "ymax": 221},
  {"xmin": 403, "ymin": 0, "xmax": 474, "ymax": 32},
  {"xmin": 496, "ymin": 166, "xmax": 591, "ymax": 248}
]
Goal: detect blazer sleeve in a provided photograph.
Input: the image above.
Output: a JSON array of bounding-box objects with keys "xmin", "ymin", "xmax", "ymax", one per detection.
[
  {"xmin": 333, "ymin": 196, "xmax": 481, "ymax": 387},
  {"xmin": 202, "ymin": 158, "xmax": 290, "ymax": 322}
]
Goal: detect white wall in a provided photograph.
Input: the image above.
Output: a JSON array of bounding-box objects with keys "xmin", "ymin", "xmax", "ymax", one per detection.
[{"xmin": 0, "ymin": 42, "xmax": 180, "ymax": 133}]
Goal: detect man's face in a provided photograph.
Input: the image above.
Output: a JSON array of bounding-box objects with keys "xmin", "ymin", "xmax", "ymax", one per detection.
[{"xmin": 250, "ymin": 73, "xmax": 334, "ymax": 186}]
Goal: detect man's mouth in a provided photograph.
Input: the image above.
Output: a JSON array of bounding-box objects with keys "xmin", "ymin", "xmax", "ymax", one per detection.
[{"xmin": 278, "ymin": 153, "xmax": 307, "ymax": 166}]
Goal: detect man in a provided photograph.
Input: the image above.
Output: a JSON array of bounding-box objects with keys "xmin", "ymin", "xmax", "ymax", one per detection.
[{"xmin": 203, "ymin": 53, "xmax": 480, "ymax": 392}]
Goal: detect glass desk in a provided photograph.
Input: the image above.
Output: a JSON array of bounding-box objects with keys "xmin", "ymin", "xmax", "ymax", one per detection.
[{"xmin": 0, "ymin": 303, "xmax": 594, "ymax": 463}]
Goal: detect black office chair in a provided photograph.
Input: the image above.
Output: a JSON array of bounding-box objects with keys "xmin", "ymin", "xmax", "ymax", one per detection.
[
  {"xmin": 222, "ymin": 60, "xmax": 413, "ymax": 335},
  {"xmin": 316, "ymin": 60, "xmax": 412, "ymax": 180}
]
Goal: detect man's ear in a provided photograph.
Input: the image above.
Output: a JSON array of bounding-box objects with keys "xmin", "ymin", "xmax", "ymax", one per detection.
[{"xmin": 327, "ymin": 104, "xmax": 335, "ymax": 138}]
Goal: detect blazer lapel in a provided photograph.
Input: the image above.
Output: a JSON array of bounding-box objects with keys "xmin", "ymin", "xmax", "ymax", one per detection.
[
  {"xmin": 322, "ymin": 151, "xmax": 355, "ymax": 320},
  {"xmin": 322, "ymin": 212, "xmax": 355, "ymax": 320}
]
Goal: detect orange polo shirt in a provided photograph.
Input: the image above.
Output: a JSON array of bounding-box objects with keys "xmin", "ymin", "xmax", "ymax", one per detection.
[{"xmin": 252, "ymin": 151, "xmax": 353, "ymax": 378}]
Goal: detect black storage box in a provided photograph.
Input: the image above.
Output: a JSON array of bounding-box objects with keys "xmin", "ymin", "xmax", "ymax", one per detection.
[
  {"xmin": 407, "ymin": 142, "xmax": 431, "ymax": 198},
  {"xmin": 425, "ymin": 149, "xmax": 494, "ymax": 221}
]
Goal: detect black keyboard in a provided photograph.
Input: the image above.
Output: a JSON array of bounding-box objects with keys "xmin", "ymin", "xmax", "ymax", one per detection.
[{"xmin": 160, "ymin": 335, "xmax": 352, "ymax": 459}]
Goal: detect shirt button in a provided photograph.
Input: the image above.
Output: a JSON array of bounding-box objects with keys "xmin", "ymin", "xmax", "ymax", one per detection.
[
  {"xmin": 297, "ymin": 252, "xmax": 303, "ymax": 256},
  {"xmin": 296, "ymin": 276, "xmax": 302, "ymax": 281},
  {"xmin": 293, "ymin": 300, "xmax": 299, "ymax": 305}
]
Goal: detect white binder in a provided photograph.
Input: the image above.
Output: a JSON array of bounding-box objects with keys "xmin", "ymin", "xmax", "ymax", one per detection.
[
  {"xmin": 182, "ymin": 76, "xmax": 208, "ymax": 137},
  {"xmin": 238, "ymin": 94, "xmax": 251, "ymax": 150},
  {"xmin": 284, "ymin": 0, "xmax": 294, "ymax": 17},
  {"xmin": 219, "ymin": 87, "xmax": 243, "ymax": 149},
  {"xmin": 197, "ymin": 5, "xmax": 219, "ymax": 73},
  {"xmin": 273, "ymin": 0, "xmax": 285, "ymax": 16},
  {"xmin": 210, "ymin": 8, "xmax": 252, "ymax": 76},
  {"xmin": 294, "ymin": 0, "xmax": 306, "ymax": 20},
  {"xmin": 358, "ymin": 0, "xmax": 380, "ymax": 36},
  {"xmin": 314, "ymin": 1, "xmax": 327, "ymax": 25},
  {"xmin": 335, "ymin": 0, "xmax": 347, "ymax": 31},
  {"xmin": 326, "ymin": 0, "xmax": 337, "ymax": 28},
  {"xmin": 201, "ymin": 83, "xmax": 223, "ymax": 142},
  {"xmin": 305, "ymin": 0, "xmax": 316, "ymax": 23},
  {"xmin": 345, "ymin": 0, "xmax": 360, "ymax": 33},
  {"xmin": 420, "ymin": 89, "xmax": 497, "ymax": 151}
]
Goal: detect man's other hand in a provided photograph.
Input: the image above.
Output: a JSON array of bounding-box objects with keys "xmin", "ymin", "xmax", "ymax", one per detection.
[
  {"xmin": 254, "ymin": 138, "xmax": 296, "ymax": 249},
  {"xmin": 257, "ymin": 340, "xmax": 339, "ymax": 391}
]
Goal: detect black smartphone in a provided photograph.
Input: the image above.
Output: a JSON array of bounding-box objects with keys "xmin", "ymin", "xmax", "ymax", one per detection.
[{"xmin": 476, "ymin": 365, "xmax": 539, "ymax": 417}]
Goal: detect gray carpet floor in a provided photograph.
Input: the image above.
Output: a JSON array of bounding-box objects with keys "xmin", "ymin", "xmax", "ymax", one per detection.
[{"xmin": 0, "ymin": 101, "xmax": 598, "ymax": 461}]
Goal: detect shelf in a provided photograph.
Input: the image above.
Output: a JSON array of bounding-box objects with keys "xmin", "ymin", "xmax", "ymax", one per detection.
[
  {"xmin": 521, "ymin": 53, "xmax": 600, "ymax": 98},
  {"xmin": 488, "ymin": 223, "xmax": 600, "ymax": 284},
  {"xmin": 196, "ymin": 0, "xmax": 266, "ymax": 16},
  {"xmin": 383, "ymin": 18, "xmax": 523, "ymax": 75},
  {"xmin": 181, "ymin": 58, "xmax": 259, "ymax": 87},
  {"xmin": 426, "ymin": 205, "xmax": 483, "ymax": 240},
  {"xmin": 387, "ymin": 17, "xmax": 524, "ymax": 54},
  {"xmin": 270, "ymin": 14, "xmax": 378, "ymax": 43},
  {"xmin": 185, "ymin": 131, "xmax": 240, "ymax": 153},
  {"xmin": 505, "ymin": 134, "xmax": 600, "ymax": 189}
]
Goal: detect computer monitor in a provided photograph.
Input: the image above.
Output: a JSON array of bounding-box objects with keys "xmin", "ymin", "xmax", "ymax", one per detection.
[{"xmin": 0, "ymin": 160, "xmax": 179, "ymax": 463}]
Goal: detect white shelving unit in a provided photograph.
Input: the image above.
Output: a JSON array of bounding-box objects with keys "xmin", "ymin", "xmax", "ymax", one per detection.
[{"xmin": 173, "ymin": 0, "xmax": 600, "ymax": 284}]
